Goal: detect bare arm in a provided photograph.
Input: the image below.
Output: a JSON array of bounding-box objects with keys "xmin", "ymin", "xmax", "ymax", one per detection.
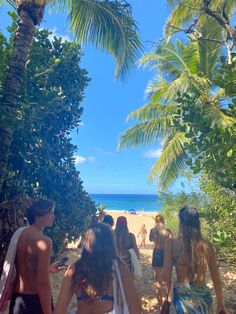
[
  {"xmin": 162, "ymin": 238, "xmax": 173, "ymax": 301},
  {"xmin": 54, "ymin": 265, "xmax": 74, "ymax": 314},
  {"xmin": 207, "ymin": 244, "xmax": 226, "ymax": 313},
  {"xmin": 119, "ymin": 261, "xmax": 142, "ymax": 314},
  {"xmin": 37, "ymin": 237, "xmax": 53, "ymax": 314}
]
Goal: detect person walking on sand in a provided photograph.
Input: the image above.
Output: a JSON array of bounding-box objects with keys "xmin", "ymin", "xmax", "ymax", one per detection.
[
  {"xmin": 115, "ymin": 216, "xmax": 140, "ymax": 274},
  {"xmin": 54, "ymin": 222, "xmax": 142, "ymax": 314},
  {"xmin": 7, "ymin": 198, "xmax": 61, "ymax": 314},
  {"xmin": 137, "ymin": 224, "xmax": 147, "ymax": 248},
  {"xmin": 149, "ymin": 214, "xmax": 172, "ymax": 310},
  {"xmin": 162, "ymin": 205, "xmax": 227, "ymax": 314}
]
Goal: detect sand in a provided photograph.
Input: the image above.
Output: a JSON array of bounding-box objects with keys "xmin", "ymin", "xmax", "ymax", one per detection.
[{"xmin": 51, "ymin": 211, "xmax": 236, "ymax": 313}]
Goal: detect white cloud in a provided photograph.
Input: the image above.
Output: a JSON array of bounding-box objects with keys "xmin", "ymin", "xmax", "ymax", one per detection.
[
  {"xmin": 143, "ymin": 148, "xmax": 162, "ymax": 158},
  {"xmin": 40, "ymin": 27, "xmax": 71, "ymax": 43},
  {"xmin": 74, "ymin": 155, "xmax": 95, "ymax": 164}
]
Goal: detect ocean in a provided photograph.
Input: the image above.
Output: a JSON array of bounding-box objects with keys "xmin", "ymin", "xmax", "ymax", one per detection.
[{"xmin": 90, "ymin": 194, "xmax": 162, "ymax": 212}]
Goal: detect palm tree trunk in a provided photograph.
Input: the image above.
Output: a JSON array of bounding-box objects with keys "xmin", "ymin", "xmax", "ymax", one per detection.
[{"xmin": 0, "ymin": 8, "xmax": 35, "ymax": 194}]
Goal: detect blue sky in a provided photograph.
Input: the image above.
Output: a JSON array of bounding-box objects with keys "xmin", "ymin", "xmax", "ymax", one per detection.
[{"xmin": 0, "ymin": 1, "xmax": 198, "ymax": 194}]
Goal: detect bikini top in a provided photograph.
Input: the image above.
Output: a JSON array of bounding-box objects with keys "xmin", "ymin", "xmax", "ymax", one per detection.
[
  {"xmin": 76, "ymin": 260, "xmax": 129, "ymax": 314},
  {"xmin": 76, "ymin": 294, "xmax": 114, "ymax": 302}
]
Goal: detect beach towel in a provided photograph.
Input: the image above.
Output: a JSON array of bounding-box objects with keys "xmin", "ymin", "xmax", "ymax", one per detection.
[
  {"xmin": 111, "ymin": 259, "xmax": 129, "ymax": 314},
  {"xmin": 129, "ymin": 249, "xmax": 143, "ymax": 280},
  {"xmin": 173, "ymin": 282, "xmax": 213, "ymax": 314},
  {"xmin": 0, "ymin": 227, "xmax": 27, "ymax": 313}
]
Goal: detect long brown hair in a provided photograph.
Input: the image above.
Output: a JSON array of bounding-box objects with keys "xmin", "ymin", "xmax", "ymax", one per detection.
[
  {"xmin": 179, "ymin": 205, "xmax": 207, "ymax": 279},
  {"xmin": 72, "ymin": 223, "xmax": 116, "ymax": 300},
  {"xmin": 115, "ymin": 216, "xmax": 130, "ymax": 252}
]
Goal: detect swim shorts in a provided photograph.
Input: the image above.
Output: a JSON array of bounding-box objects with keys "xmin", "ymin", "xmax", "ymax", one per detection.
[
  {"xmin": 9, "ymin": 292, "xmax": 43, "ymax": 314},
  {"xmin": 152, "ymin": 248, "xmax": 164, "ymax": 268}
]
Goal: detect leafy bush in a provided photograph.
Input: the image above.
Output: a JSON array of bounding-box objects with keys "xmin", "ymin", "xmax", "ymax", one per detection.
[
  {"xmin": 160, "ymin": 189, "xmax": 207, "ymax": 236},
  {"xmin": 0, "ymin": 13, "xmax": 96, "ymax": 258},
  {"xmin": 200, "ymin": 177, "xmax": 236, "ymax": 257}
]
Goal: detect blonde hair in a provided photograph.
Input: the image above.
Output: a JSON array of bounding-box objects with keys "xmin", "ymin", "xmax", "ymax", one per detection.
[
  {"xmin": 155, "ymin": 214, "xmax": 164, "ymax": 224},
  {"xmin": 179, "ymin": 205, "xmax": 207, "ymax": 279},
  {"xmin": 140, "ymin": 224, "xmax": 146, "ymax": 233}
]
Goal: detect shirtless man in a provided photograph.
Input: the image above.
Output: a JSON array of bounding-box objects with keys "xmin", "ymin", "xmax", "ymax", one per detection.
[{"xmin": 9, "ymin": 198, "xmax": 60, "ymax": 314}]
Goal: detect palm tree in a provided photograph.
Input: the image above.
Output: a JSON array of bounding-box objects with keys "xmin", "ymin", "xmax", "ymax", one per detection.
[
  {"xmin": 164, "ymin": 0, "xmax": 236, "ymax": 62},
  {"xmin": 0, "ymin": 0, "xmax": 142, "ymax": 194},
  {"xmin": 118, "ymin": 34, "xmax": 233, "ymax": 190}
]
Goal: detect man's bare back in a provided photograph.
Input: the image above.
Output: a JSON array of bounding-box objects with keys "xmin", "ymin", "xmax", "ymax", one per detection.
[
  {"xmin": 14, "ymin": 226, "xmax": 52, "ymax": 294},
  {"xmin": 9, "ymin": 198, "xmax": 56, "ymax": 314}
]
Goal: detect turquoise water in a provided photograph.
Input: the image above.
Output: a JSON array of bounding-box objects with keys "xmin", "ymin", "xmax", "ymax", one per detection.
[{"xmin": 90, "ymin": 194, "xmax": 162, "ymax": 212}]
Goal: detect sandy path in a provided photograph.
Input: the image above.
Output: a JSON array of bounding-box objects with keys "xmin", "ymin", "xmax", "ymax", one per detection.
[{"xmin": 51, "ymin": 211, "xmax": 236, "ymax": 313}]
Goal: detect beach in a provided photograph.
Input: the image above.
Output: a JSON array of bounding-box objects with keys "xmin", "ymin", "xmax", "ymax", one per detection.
[{"xmin": 51, "ymin": 211, "xmax": 236, "ymax": 313}]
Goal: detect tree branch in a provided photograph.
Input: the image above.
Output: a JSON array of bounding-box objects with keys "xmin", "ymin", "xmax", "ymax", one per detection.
[{"xmin": 202, "ymin": 0, "xmax": 235, "ymax": 44}]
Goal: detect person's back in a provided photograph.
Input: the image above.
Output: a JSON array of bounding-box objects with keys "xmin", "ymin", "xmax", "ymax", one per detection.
[
  {"xmin": 115, "ymin": 216, "xmax": 139, "ymax": 273},
  {"xmin": 54, "ymin": 223, "xmax": 142, "ymax": 314},
  {"xmin": 9, "ymin": 198, "xmax": 58, "ymax": 314},
  {"xmin": 14, "ymin": 227, "xmax": 51, "ymax": 294},
  {"xmin": 149, "ymin": 223, "xmax": 171, "ymax": 250},
  {"xmin": 163, "ymin": 205, "xmax": 226, "ymax": 314},
  {"xmin": 149, "ymin": 215, "xmax": 172, "ymax": 310},
  {"xmin": 172, "ymin": 236, "xmax": 209, "ymax": 285}
]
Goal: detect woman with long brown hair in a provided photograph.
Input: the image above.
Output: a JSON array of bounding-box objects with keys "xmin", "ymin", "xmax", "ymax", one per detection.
[
  {"xmin": 54, "ymin": 222, "xmax": 141, "ymax": 314},
  {"xmin": 149, "ymin": 214, "xmax": 172, "ymax": 310},
  {"xmin": 162, "ymin": 205, "xmax": 226, "ymax": 313},
  {"xmin": 115, "ymin": 216, "xmax": 139, "ymax": 274}
]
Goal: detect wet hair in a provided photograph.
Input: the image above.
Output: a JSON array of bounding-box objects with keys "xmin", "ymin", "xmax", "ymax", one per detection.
[
  {"xmin": 72, "ymin": 223, "xmax": 116, "ymax": 300},
  {"xmin": 27, "ymin": 198, "xmax": 55, "ymax": 225},
  {"xmin": 178, "ymin": 205, "xmax": 207, "ymax": 279},
  {"xmin": 103, "ymin": 215, "xmax": 114, "ymax": 227},
  {"xmin": 115, "ymin": 216, "xmax": 130, "ymax": 251}
]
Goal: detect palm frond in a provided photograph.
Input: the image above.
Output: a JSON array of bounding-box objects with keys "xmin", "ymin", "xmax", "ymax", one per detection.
[
  {"xmin": 197, "ymin": 18, "xmax": 222, "ymax": 78},
  {"xmin": 203, "ymin": 104, "xmax": 236, "ymax": 127},
  {"xmin": 164, "ymin": 1, "xmax": 203, "ymax": 40},
  {"xmin": 147, "ymin": 73, "xmax": 209, "ymax": 103},
  {"xmin": 166, "ymin": 0, "xmax": 180, "ymax": 8},
  {"xmin": 1, "ymin": 0, "xmax": 15, "ymax": 6},
  {"xmin": 65, "ymin": 0, "xmax": 142, "ymax": 79},
  {"xmin": 148, "ymin": 131, "xmax": 190, "ymax": 190},
  {"xmin": 118, "ymin": 116, "xmax": 175, "ymax": 150},
  {"xmin": 180, "ymin": 41, "xmax": 199, "ymax": 74},
  {"xmin": 165, "ymin": 0, "xmax": 236, "ymax": 40},
  {"xmin": 126, "ymin": 102, "xmax": 179, "ymax": 122}
]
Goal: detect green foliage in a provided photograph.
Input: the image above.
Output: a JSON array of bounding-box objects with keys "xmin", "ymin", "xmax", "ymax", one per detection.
[
  {"xmin": 165, "ymin": 0, "xmax": 236, "ymax": 43},
  {"xmin": 199, "ymin": 177, "xmax": 236, "ymax": 257},
  {"xmin": 1, "ymin": 1, "xmax": 143, "ymax": 80},
  {"xmin": 160, "ymin": 180, "xmax": 236, "ymax": 259},
  {"xmin": 174, "ymin": 91, "xmax": 236, "ymax": 190},
  {"xmin": 96, "ymin": 203, "xmax": 107, "ymax": 221},
  {"xmin": 0, "ymin": 16, "xmax": 97, "ymax": 255},
  {"xmin": 160, "ymin": 188, "xmax": 207, "ymax": 236},
  {"xmin": 119, "ymin": 38, "xmax": 235, "ymax": 190},
  {"xmin": 66, "ymin": 0, "xmax": 143, "ymax": 79}
]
